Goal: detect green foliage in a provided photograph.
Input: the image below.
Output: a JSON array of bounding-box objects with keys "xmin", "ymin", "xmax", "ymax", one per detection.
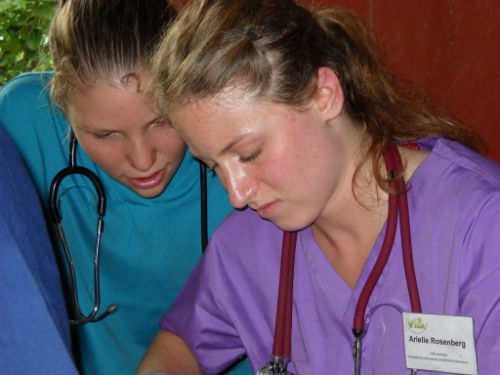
[{"xmin": 0, "ymin": 0, "xmax": 57, "ymax": 86}]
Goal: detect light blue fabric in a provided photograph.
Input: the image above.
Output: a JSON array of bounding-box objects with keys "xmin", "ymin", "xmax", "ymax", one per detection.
[
  {"xmin": 0, "ymin": 72, "xmax": 252, "ymax": 375},
  {"xmin": 0, "ymin": 125, "xmax": 78, "ymax": 374}
]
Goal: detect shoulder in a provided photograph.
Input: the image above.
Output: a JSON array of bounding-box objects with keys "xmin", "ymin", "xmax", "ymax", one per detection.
[
  {"xmin": 1, "ymin": 72, "xmax": 53, "ymax": 100},
  {"xmin": 413, "ymin": 138, "xmax": 499, "ymax": 212},
  {"xmin": 193, "ymin": 208, "xmax": 285, "ymax": 308},
  {"xmin": 207, "ymin": 208, "xmax": 283, "ymax": 261},
  {"xmin": 0, "ymin": 72, "xmax": 68, "ymax": 195},
  {"xmin": 0, "ymin": 72, "xmax": 58, "ymax": 132},
  {"xmin": 413, "ymin": 137, "xmax": 500, "ymax": 253},
  {"xmin": 214, "ymin": 208, "xmax": 281, "ymax": 241},
  {"xmin": 410, "ymin": 137, "xmax": 500, "ymax": 240},
  {"xmin": 420, "ymin": 137, "xmax": 499, "ymax": 189}
]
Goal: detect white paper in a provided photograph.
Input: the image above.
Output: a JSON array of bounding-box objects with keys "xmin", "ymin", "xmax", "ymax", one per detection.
[{"xmin": 402, "ymin": 312, "xmax": 477, "ymax": 375}]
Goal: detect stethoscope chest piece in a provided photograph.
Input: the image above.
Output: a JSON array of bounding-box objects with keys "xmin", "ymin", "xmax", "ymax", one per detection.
[{"xmin": 257, "ymin": 357, "xmax": 294, "ymax": 375}]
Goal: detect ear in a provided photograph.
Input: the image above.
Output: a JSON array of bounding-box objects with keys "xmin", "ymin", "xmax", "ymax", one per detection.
[{"xmin": 313, "ymin": 67, "xmax": 344, "ymax": 122}]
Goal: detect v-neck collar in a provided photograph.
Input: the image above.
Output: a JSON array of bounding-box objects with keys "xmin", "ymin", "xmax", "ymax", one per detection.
[
  {"xmin": 298, "ymin": 138, "xmax": 438, "ymax": 330},
  {"xmin": 299, "ymin": 221, "xmax": 396, "ymax": 326}
]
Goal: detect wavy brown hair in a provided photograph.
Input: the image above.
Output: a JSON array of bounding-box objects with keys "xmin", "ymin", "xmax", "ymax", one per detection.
[{"xmin": 153, "ymin": 0, "xmax": 483, "ymax": 191}]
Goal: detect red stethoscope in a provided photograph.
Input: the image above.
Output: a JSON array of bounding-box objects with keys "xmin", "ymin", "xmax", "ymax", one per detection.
[{"xmin": 256, "ymin": 143, "xmax": 422, "ymax": 375}]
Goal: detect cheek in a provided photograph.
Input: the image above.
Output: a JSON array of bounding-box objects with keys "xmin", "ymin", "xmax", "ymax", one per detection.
[
  {"xmin": 77, "ymin": 137, "xmax": 125, "ymax": 174},
  {"xmin": 258, "ymin": 152, "xmax": 297, "ymax": 193},
  {"xmin": 87, "ymin": 147, "xmax": 124, "ymax": 176},
  {"xmin": 272, "ymin": 131, "xmax": 313, "ymax": 177},
  {"xmin": 271, "ymin": 129, "xmax": 332, "ymax": 194},
  {"xmin": 156, "ymin": 132, "xmax": 187, "ymax": 161}
]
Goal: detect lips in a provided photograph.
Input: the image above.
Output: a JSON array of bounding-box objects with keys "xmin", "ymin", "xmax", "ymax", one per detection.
[
  {"xmin": 128, "ymin": 169, "xmax": 166, "ymax": 190},
  {"xmin": 256, "ymin": 200, "xmax": 278, "ymax": 219}
]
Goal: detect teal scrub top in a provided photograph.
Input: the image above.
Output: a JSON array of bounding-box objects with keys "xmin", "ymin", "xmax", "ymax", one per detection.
[{"xmin": 0, "ymin": 72, "xmax": 251, "ymax": 374}]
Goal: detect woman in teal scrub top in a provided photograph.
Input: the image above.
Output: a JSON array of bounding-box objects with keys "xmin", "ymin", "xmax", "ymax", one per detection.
[{"xmin": 0, "ymin": 0, "xmax": 250, "ymax": 374}]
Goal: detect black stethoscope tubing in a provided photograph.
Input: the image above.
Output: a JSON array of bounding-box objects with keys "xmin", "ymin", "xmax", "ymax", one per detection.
[
  {"xmin": 259, "ymin": 143, "xmax": 422, "ymax": 375},
  {"xmin": 49, "ymin": 132, "xmax": 117, "ymax": 325},
  {"xmin": 49, "ymin": 132, "xmax": 208, "ymax": 325},
  {"xmin": 200, "ymin": 163, "xmax": 208, "ymax": 251}
]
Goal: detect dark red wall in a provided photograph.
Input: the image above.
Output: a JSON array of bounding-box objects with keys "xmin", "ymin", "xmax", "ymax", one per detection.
[
  {"xmin": 308, "ymin": 0, "xmax": 499, "ymax": 161},
  {"xmin": 179, "ymin": 0, "xmax": 500, "ymax": 161}
]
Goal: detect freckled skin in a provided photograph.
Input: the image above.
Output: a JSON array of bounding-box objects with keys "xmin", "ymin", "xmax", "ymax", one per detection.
[{"xmin": 171, "ymin": 90, "xmax": 359, "ymax": 231}]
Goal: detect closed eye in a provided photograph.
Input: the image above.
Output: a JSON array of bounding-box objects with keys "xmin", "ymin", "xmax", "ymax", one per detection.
[
  {"xmin": 240, "ymin": 148, "xmax": 261, "ymax": 163},
  {"xmin": 92, "ymin": 131, "xmax": 113, "ymax": 139}
]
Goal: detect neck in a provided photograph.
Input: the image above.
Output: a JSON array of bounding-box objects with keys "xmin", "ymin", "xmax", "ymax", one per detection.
[
  {"xmin": 312, "ymin": 140, "xmax": 387, "ymax": 289},
  {"xmin": 312, "ymin": 142, "xmax": 430, "ymax": 289},
  {"xmin": 312, "ymin": 181, "xmax": 388, "ymax": 289}
]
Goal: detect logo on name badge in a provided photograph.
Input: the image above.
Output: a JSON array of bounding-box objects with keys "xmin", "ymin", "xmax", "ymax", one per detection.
[{"xmin": 406, "ymin": 316, "xmax": 427, "ymax": 334}]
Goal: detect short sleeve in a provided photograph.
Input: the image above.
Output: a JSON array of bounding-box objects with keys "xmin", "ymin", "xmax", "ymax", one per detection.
[{"xmin": 160, "ymin": 237, "xmax": 247, "ymax": 375}]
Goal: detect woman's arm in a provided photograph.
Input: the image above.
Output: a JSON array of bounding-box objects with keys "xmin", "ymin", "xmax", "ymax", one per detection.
[{"xmin": 137, "ymin": 330, "xmax": 202, "ymax": 375}]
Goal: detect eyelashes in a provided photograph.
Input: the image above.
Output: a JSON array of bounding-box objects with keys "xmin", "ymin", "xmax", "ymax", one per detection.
[
  {"xmin": 204, "ymin": 147, "xmax": 263, "ymax": 174},
  {"xmin": 239, "ymin": 148, "xmax": 262, "ymax": 163},
  {"xmin": 92, "ymin": 132, "xmax": 113, "ymax": 139}
]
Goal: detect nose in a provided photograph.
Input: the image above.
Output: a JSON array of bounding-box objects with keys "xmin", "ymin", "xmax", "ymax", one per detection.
[
  {"xmin": 126, "ymin": 137, "xmax": 156, "ymax": 172},
  {"xmin": 221, "ymin": 163, "xmax": 257, "ymax": 209}
]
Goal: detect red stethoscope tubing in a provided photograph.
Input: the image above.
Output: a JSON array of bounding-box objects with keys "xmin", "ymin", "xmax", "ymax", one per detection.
[
  {"xmin": 354, "ymin": 143, "xmax": 422, "ymax": 333},
  {"xmin": 271, "ymin": 143, "xmax": 422, "ymax": 360},
  {"xmin": 272, "ymin": 230, "xmax": 297, "ymax": 357}
]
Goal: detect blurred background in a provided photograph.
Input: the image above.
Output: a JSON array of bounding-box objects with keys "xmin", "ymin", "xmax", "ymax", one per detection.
[
  {"xmin": 1, "ymin": 0, "xmax": 498, "ymax": 161},
  {"xmin": 0, "ymin": 0, "xmax": 55, "ymax": 85}
]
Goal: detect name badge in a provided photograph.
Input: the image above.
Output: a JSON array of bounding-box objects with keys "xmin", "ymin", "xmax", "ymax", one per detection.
[{"xmin": 402, "ymin": 312, "xmax": 477, "ymax": 375}]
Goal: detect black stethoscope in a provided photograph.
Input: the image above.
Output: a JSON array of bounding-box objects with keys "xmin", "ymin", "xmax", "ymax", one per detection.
[
  {"xmin": 49, "ymin": 132, "xmax": 208, "ymax": 325},
  {"xmin": 257, "ymin": 143, "xmax": 422, "ymax": 375}
]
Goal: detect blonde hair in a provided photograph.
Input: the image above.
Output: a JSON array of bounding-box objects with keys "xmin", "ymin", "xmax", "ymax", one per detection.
[
  {"xmin": 49, "ymin": 0, "xmax": 178, "ymax": 113},
  {"xmin": 153, "ymin": 0, "xmax": 483, "ymax": 189}
]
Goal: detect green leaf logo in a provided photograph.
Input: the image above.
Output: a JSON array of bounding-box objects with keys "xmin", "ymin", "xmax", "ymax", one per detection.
[{"xmin": 407, "ymin": 316, "xmax": 427, "ymax": 334}]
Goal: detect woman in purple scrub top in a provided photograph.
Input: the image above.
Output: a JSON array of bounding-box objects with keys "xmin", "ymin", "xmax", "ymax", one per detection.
[{"xmin": 138, "ymin": 0, "xmax": 500, "ymax": 374}]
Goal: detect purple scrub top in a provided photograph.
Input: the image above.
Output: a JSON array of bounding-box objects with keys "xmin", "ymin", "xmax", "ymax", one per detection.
[{"xmin": 161, "ymin": 138, "xmax": 500, "ymax": 374}]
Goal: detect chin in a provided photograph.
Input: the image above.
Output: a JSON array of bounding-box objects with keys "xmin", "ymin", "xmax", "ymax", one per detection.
[
  {"xmin": 270, "ymin": 216, "xmax": 311, "ymax": 232},
  {"xmin": 137, "ymin": 191, "xmax": 163, "ymax": 199},
  {"xmin": 131, "ymin": 184, "xmax": 167, "ymax": 198}
]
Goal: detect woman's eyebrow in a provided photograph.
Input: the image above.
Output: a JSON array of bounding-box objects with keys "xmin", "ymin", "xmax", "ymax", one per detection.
[{"xmin": 218, "ymin": 134, "xmax": 247, "ymax": 156}]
